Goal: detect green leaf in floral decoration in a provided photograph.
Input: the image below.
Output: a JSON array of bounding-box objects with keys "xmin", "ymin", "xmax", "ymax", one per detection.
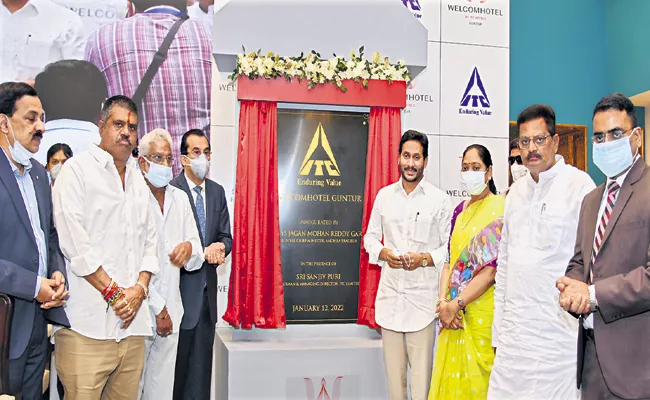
[
  {"xmin": 359, "ymin": 46, "xmax": 364, "ymax": 54},
  {"xmin": 241, "ymin": 45, "xmax": 245, "ymax": 52}
]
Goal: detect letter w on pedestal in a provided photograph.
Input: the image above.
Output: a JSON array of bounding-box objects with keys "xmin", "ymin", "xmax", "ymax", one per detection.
[{"xmin": 304, "ymin": 377, "xmax": 343, "ymax": 400}]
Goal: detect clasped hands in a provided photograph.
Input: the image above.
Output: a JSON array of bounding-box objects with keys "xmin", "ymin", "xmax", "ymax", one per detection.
[
  {"xmin": 112, "ymin": 284, "xmax": 146, "ymax": 329},
  {"xmin": 437, "ymin": 299, "xmax": 464, "ymax": 330},
  {"xmin": 36, "ymin": 271, "xmax": 69, "ymax": 309},
  {"xmin": 381, "ymin": 249, "xmax": 422, "ymax": 271},
  {"xmin": 205, "ymin": 242, "xmax": 226, "ymax": 265},
  {"xmin": 556, "ymin": 276, "xmax": 591, "ymax": 315}
]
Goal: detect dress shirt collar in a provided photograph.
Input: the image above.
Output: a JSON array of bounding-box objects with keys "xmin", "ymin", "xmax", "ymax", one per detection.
[
  {"xmin": 88, "ymin": 145, "xmax": 135, "ymax": 170},
  {"xmin": 184, "ymin": 171, "xmax": 205, "ymax": 192},
  {"xmin": 395, "ymin": 178, "xmax": 427, "ymax": 196},
  {"xmin": 45, "ymin": 118, "xmax": 98, "ymax": 133},
  {"xmin": 1, "ymin": 147, "xmax": 32, "ymax": 175},
  {"xmin": 528, "ymin": 154, "xmax": 566, "ymax": 185},
  {"xmin": 2, "ymin": 0, "xmax": 38, "ymax": 14}
]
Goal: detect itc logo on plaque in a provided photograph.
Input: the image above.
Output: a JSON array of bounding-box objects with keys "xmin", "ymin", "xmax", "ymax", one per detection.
[
  {"xmin": 459, "ymin": 67, "xmax": 491, "ymax": 116},
  {"xmin": 304, "ymin": 377, "xmax": 343, "ymax": 400},
  {"xmin": 299, "ymin": 123, "xmax": 341, "ymax": 177}
]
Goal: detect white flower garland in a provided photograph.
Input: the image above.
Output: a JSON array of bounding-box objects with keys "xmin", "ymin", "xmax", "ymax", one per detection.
[{"xmin": 228, "ymin": 46, "xmax": 411, "ymax": 92}]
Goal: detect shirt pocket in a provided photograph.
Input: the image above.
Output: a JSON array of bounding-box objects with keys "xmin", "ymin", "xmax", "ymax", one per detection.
[
  {"xmin": 21, "ymin": 37, "xmax": 52, "ymax": 69},
  {"xmin": 413, "ymin": 216, "xmax": 433, "ymax": 243},
  {"xmin": 531, "ymin": 209, "xmax": 565, "ymax": 254}
]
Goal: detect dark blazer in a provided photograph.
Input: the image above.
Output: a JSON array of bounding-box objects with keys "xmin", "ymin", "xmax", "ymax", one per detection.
[
  {"xmin": 171, "ymin": 173, "xmax": 232, "ymax": 329},
  {"xmin": 565, "ymin": 158, "xmax": 650, "ymax": 399},
  {"xmin": 0, "ymin": 151, "xmax": 69, "ymax": 360}
]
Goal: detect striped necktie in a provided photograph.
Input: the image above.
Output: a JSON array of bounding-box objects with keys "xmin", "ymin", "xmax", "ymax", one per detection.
[{"xmin": 589, "ymin": 180, "xmax": 620, "ymax": 283}]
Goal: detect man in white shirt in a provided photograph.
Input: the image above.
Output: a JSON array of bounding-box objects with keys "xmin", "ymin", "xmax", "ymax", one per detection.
[
  {"xmin": 33, "ymin": 60, "xmax": 107, "ymax": 165},
  {"xmin": 488, "ymin": 105, "xmax": 595, "ymax": 400},
  {"xmin": 187, "ymin": 0, "xmax": 213, "ymax": 32},
  {"xmin": 52, "ymin": 95, "xmax": 159, "ymax": 399},
  {"xmin": 135, "ymin": 129, "xmax": 203, "ymax": 400},
  {"xmin": 364, "ymin": 130, "xmax": 452, "ymax": 400},
  {"xmin": 51, "ymin": 0, "xmax": 128, "ymax": 38},
  {"xmin": 0, "ymin": 0, "xmax": 85, "ymax": 84}
]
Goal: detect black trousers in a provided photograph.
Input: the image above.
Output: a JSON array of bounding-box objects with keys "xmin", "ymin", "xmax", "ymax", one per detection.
[
  {"xmin": 173, "ymin": 289, "xmax": 215, "ymax": 400},
  {"xmin": 8, "ymin": 305, "xmax": 47, "ymax": 400}
]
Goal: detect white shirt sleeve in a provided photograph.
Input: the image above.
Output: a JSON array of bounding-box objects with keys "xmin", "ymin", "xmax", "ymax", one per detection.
[
  {"xmin": 363, "ymin": 191, "xmax": 385, "ymax": 267},
  {"xmin": 148, "ymin": 285, "xmax": 165, "ymax": 316},
  {"xmin": 52, "ymin": 163, "xmax": 103, "ymax": 277},
  {"xmin": 492, "ymin": 194, "xmax": 511, "ymax": 348},
  {"xmin": 140, "ymin": 203, "xmax": 159, "ymax": 275},
  {"xmin": 428, "ymin": 194, "xmax": 453, "ymax": 271},
  {"xmin": 183, "ymin": 194, "xmax": 204, "ymax": 272}
]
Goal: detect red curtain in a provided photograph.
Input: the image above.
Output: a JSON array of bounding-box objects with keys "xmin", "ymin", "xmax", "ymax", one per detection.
[
  {"xmin": 223, "ymin": 100, "xmax": 286, "ymax": 329},
  {"xmin": 357, "ymin": 107, "xmax": 402, "ymax": 328}
]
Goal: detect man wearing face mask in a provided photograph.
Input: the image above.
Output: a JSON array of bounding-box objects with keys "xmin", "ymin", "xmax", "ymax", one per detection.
[
  {"xmin": 488, "ymin": 104, "xmax": 595, "ymax": 400},
  {"xmin": 170, "ymin": 128, "xmax": 232, "ymax": 400},
  {"xmin": 135, "ymin": 129, "xmax": 203, "ymax": 400},
  {"xmin": 364, "ymin": 130, "xmax": 452, "ymax": 400},
  {"xmin": 0, "ymin": 82, "xmax": 70, "ymax": 399},
  {"xmin": 558, "ymin": 93, "xmax": 650, "ymax": 400}
]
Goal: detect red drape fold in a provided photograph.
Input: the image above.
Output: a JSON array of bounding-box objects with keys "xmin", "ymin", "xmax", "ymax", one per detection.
[
  {"xmin": 357, "ymin": 107, "xmax": 402, "ymax": 328},
  {"xmin": 223, "ymin": 100, "xmax": 286, "ymax": 329}
]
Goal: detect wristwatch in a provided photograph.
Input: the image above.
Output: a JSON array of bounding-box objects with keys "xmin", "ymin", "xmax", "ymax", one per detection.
[{"xmin": 421, "ymin": 253, "xmax": 428, "ymax": 267}]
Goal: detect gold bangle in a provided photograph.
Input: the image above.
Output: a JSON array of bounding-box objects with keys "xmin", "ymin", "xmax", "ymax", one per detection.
[{"xmin": 136, "ymin": 282, "xmax": 149, "ymax": 299}]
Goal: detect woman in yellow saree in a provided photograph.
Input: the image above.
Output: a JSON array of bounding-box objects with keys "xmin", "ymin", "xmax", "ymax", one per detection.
[{"xmin": 429, "ymin": 144, "xmax": 505, "ymax": 400}]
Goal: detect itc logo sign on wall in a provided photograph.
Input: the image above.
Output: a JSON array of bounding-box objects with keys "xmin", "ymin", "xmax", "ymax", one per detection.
[
  {"xmin": 441, "ymin": 0, "xmax": 509, "ymax": 47},
  {"xmin": 459, "ymin": 66, "xmax": 491, "ymax": 116},
  {"xmin": 401, "ymin": 0, "xmax": 422, "ymax": 19}
]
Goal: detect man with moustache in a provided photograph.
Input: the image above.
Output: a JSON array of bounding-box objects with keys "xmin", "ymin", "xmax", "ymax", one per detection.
[
  {"xmin": 558, "ymin": 93, "xmax": 650, "ymax": 399},
  {"xmin": 0, "ymin": 82, "xmax": 69, "ymax": 399},
  {"xmin": 135, "ymin": 129, "xmax": 203, "ymax": 400},
  {"xmin": 364, "ymin": 130, "xmax": 452, "ymax": 400},
  {"xmin": 488, "ymin": 105, "xmax": 595, "ymax": 400},
  {"xmin": 52, "ymin": 95, "xmax": 159, "ymax": 399},
  {"xmin": 170, "ymin": 128, "xmax": 231, "ymax": 400}
]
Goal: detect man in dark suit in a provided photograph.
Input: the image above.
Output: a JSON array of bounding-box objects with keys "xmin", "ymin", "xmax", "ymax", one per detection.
[
  {"xmin": 171, "ymin": 128, "xmax": 232, "ymax": 400},
  {"xmin": 558, "ymin": 93, "xmax": 650, "ymax": 399},
  {"xmin": 0, "ymin": 82, "xmax": 69, "ymax": 399}
]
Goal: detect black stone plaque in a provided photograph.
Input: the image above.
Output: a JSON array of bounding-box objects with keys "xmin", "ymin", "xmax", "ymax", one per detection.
[{"xmin": 278, "ymin": 109, "xmax": 368, "ymax": 323}]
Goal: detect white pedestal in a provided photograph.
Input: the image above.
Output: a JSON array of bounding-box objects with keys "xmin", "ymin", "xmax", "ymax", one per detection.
[{"xmin": 213, "ymin": 324, "xmax": 389, "ymax": 400}]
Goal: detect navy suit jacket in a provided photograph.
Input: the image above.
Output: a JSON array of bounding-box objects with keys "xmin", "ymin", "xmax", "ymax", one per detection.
[
  {"xmin": 0, "ymin": 151, "xmax": 69, "ymax": 360},
  {"xmin": 171, "ymin": 173, "xmax": 232, "ymax": 329}
]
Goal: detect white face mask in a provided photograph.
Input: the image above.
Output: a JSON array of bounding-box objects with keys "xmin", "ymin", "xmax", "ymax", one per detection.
[
  {"xmin": 144, "ymin": 158, "xmax": 173, "ymax": 188},
  {"xmin": 186, "ymin": 154, "xmax": 209, "ymax": 180},
  {"xmin": 510, "ymin": 163, "xmax": 528, "ymax": 181},
  {"xmin": 460, "ymin": 170, "xmax": 487, "ymax": 196},
  {"xmin": 2, "ymin": 116, "xmax": 34, "ymax": 167},
  {"xmin": 50, "ymin": 163, "xmax": 63, "ymax": 181}
]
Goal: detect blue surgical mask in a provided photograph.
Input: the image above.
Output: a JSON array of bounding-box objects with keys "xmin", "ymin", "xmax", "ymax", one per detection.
[
  {"xmin": 593, "ymin": 135, "xmax": 636, "ymax": 178},
  {"xmin": 144, "ymin": 159, "xmax": 173, "ymax": 188},
  {"xmin": 3, "ymin": 116, "xmax": 34, "ymax": 166}
]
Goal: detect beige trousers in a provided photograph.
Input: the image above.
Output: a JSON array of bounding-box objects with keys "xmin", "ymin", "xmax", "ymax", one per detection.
[
  {"xmin": 381, "ymin": 321, "xmax": 435, "ymax": 400},
  {"xmin": 55, "ymin": 328, "xmax": 145, "ymax": 400}
]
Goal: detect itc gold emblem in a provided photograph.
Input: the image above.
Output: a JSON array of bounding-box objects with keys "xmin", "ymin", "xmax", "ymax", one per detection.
[{"xmin": 299, "ymin": 123, "xmax": 340, "ymax": 177}]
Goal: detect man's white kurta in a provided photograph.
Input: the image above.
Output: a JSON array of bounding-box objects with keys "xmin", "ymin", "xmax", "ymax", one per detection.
[{"xmin": 489, "ymin": 156, "xmax": 595, "ymax": 400}]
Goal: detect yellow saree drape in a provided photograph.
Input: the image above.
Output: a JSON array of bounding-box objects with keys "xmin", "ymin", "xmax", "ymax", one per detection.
[{"xmin": 429, "ymin": 195, "xmax": 504, "ymax": 400}]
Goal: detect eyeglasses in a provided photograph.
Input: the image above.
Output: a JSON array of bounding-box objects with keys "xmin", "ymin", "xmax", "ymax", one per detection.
[
  {"xmin": 508, "ymin": 155, "xmax": 523, "ymax": 165},
  {"xmin": 145, "ymin": 154, "xmax": 173, "ymax": 166},
  {"xmin": 190, "ymin": 149, "xmax": 212, "ymax": 158},
  {"xmin": 518, "ymin": 134, "xmax": 552, "ymax": 149},
  {"xmin": 592, "ymin": 128, "xmax": 634, "ymax": 144}
]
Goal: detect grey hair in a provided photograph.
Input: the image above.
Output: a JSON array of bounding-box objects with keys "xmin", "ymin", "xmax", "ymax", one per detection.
[
  {"xmin": 100, "ymin": 95, "xmax": 137, "ymax": 124},
  {"xmin": 139, "ymin": 129, "xmax": 173, "ymax": 155}
]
